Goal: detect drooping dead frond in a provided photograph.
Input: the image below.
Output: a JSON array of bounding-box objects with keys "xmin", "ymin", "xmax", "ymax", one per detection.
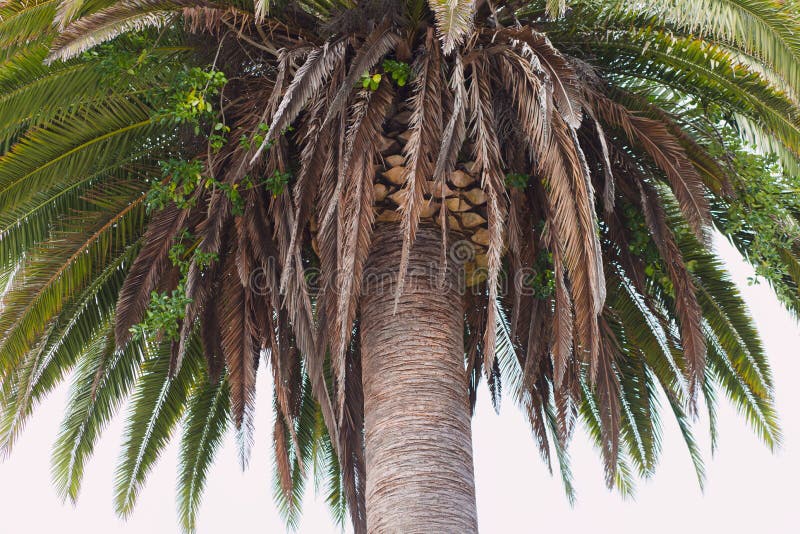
[
  {"xmin": 505, "ymin": 190, "xmax": 526, "ymax": 329},
  {"xmin": 333, "ymin": 81, "xmax": 393, "ymax": 418},
  {"xmin": 178, "ymin": 226, "xmax": 226, "ymax": 377},
  {"xmin": 268, "ymin": 179, "xmax": 326, "ymax": 481},
  {"xmin": 435, "ymin": 56, "xmax": 467, "ymax": 183},
  {"xmin": 199, "ymin": 278, "xmax": 225, "ymax": 382},
  {"xmin": 518, "ymin": 294, "xmax": 555, "ymax": 457},
  {"xmin": 433, "ymin": 56, "xmax": 467, "ymax": 261},
  {"xmin": 324, "ymin": 21, "xmax": 399, "ymax": 125},
  {"xmin": 182, "ymin": 5, "xmax": 252, "ymax": 36},
  {"xmin": 608, "ymin": 88, "xmax": 734, "ymax": 197},
  {"xmin": 636, "ymin": 178, "xmax": 706, "ymax": 406},
  {"xmin": 302, "ymin": 75, "xmax": 371, "ymax": 529},
  {"xmin": 498, "ymin": 43, "xmax": 605, "ymax": 343},
  {"xmin": 465, "ymin": 291, "xmax": 488, "ymax": 413},
  {"xmin": 255, "ymin": 41, "xmax": 346, "ymax": 161},
  {"xmin": 115, "ymin": 205, "xmax": 188, "ymax": 349},
  {"xmin": 272, "ymin": 413, "xmax": 293, "ymax": 503},
  {"xmin": 587, "ymin": 90, "xmax": 711, "ymax": 242},
  {"xmin": 467, "ymin": 53, "xmax": 507, "ymax": 377},
  {"xmin": 338, "ymin": 324, "xmax": 367, "ymax": 533},
  {"xmin": 534, "ymin": 109, "xmax": 604, "ymax": 376},
  {"xmin": 537, "ymin": 212, "xmax": 579, "ymax": 447},
  {"xmin": 503, "ymin": 28, "xmax": 583, "ymax": 129},
  {"xmin": 595, "ymin": 313, "xmax": 622, "ymax": 488},
  {"xmin": 281, "ymin": 97, "xmax": 327, "ymax": 298},
  {"xmin": 494, "ymin": 47, "xmax": 550, "ymax": 159},
  {"xmin": 310, "ymin": 68, "xmax": 346, "ymax": 450},
  {"xmin": 551, "ymin": 243, "xmax": 574, "ymax": 392},
  {"xmin": 396, "ymin": 29, "xmax": 443, "ymax": 309},
  {"xmin": 586, "ymin": 113, "xmax": 615, "ymax": 213},
  {"xmin": 218, "ymin": 252, "xmax": 258, "ymax": 468}
]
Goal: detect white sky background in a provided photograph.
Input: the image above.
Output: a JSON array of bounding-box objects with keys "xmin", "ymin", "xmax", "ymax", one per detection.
[{"xmin": 0, "ymin": 234, "xmax": 797, "ymax": 533}]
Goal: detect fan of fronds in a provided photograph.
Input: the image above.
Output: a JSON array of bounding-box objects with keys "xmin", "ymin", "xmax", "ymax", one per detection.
[{"xmin": 1, "ymin": 0, "xmax": 799, "ymax": 532}]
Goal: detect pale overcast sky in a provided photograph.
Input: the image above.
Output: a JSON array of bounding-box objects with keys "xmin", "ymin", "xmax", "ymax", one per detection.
[{"xmin": 0, "ymin": 234, "xmax": 797, "ymax": 533}]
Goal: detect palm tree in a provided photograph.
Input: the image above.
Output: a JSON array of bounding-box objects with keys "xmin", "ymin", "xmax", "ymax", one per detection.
[{"xmin": 1, "ymin": 0, "xmax": 799, "ymax": 531}]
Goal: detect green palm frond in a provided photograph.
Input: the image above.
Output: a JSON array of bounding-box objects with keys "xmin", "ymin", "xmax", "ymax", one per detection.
[
  {"xmin": 0, "ymin": 0, "xmax": 58, "ymax": 56},
  {"xmin": 543, "ymin": 398, "xmax": 576, "ymax": 502},
  {"xmin": 605, "ymin": 273, "xmax": 706, "ymax": 486},
  {"xmin": 0, "ymin": 165, "xmax": 149, "ymax": 270},
  {"xmin": 0, "ymin": 183, "xmax": 146, "ymax": 380},
  {"xmin": 694, "ymin": 264, "xmax": 771, "ymax": 398},
  {"xmin": 605, "ymin": 0, "xmax": 800, "ymax": 101},
  {"xmin": 0, "ymin": 42, "xmax": 188, "ymax": 148},
  {"xmin": 733, "ymin": 114, "xmax": 800, "ymax": 175},
  {"xmin": 664, "ymin": 198, "xmax": 781, "ymax": 448},
  {"xmin": 0, "ymin": 0, "xmax": 114, "ymax": 54},
  {"xmin": 705, "ymin": 330, "xmax": 780, "ymax": 446},
  {"xmin": 177, "ymin": 373, "xmax": 230, "ymax": 534},
  {"xmin": 556, "ymin": 28, "xmax": 800, "ymax": 173},
  {"xmin": 51, "ymin": 330, "xmax": 146, "ymax": 501},
  {"xmin": 700, "ymin": 369, "xmax": 720, "ymax": 453},
  {"xmin": 0, "ymin": 177, "xmax": 95, "ymax": 270},
  {"xmin": 0, "ymin": 100, "xmax": 159, "ymax": 213},
  {"xmin": 114, "ymin": 336, "xmax": 203, "ymax": 517},
  {"xmin": 47, "ymin": 0, "xmax": 196, "ymax": 63},
  {"xmin": 0, "ymin": 243, "xmax": 137, "ymax": 453},
  {"xmin": 661, "ymin": 377, "xmax": 707, "ymax": 488},
  {"xmin": 615, "ymin": 338, "xmax": 660, "ymax": 479}
]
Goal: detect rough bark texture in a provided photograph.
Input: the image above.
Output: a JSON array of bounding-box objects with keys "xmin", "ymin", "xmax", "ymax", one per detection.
[{"xmin": 360, "ymin": 222, "xmax": 478, "ymax": 533}]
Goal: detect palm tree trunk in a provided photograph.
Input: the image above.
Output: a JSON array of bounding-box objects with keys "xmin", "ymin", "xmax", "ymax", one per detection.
[{"xmin": 360, "ymin": 222, "xmax": 478, "ymax": 533}]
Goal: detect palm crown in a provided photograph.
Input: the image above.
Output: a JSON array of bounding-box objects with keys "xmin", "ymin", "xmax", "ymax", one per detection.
[{"xmin": 1, "ymin": 0, "xmax": 799, "ymax": 531}]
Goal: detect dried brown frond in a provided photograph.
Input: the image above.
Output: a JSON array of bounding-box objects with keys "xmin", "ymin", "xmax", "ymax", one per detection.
[
  {"xmin": 114, "ymin": 205, "xmax": 188, "ymax": 348},
  {"xmin": 396, "ymin": 29, "xmax": 443, "ymax": 308},
  {"xmin": 502, "ymin": 28, "xmax": 583, "ymax": 129},
  {"xmin": 332, "ymin": 81, "xmax": 393, "ymax": 418},
  {"xmin": 587, "ymin": 89, "xmax": 711, "ymax": 241},
  {"xmin": 182, "ymin": 5, "xmax": 251, "ymax": 35},
  {"xmin": 218, "ymin": 251, "xmax": 259, "ymax": 467},
  {"xmin": 596, "ymin": 313, "xmax": 622, "ymax": 487},
  {"xmin": 324, "ymin": 20, "xmax": 399, "ymax": 125},
  {"xmin": 273, "ymin": 415, "xmax": 294, "ymax": 502},
  {"xmin": 551, "ymin": 245, "xmax": 574, "ymax": 391},
  {"xmin": 281, "ymin": 89, "xmax": 331, "ymax": 296},
  {"xmin": 636, "ymin": 178, "xmax": 706, "ymax": 405},
  {"xmin": 433, "ymin": 56, "xmax": 468, "ymax": 265},
  {"xmin": 535, "ymin": 110, "xmax": 604, "ymax": 378},
  {"xmin": 465, "ymin": 291, "xmax": 488, "ymax": 413},
  {"xmin": 608, "ymin": 87, "xmax": 734, "ymax": 197},
  {"xmin": 467, "ymin": 52, "xmax": 507, "ymax": 378},
  {"xmin": 255, "ymin": 40, "xmax": 347, "ymax": 161}
]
